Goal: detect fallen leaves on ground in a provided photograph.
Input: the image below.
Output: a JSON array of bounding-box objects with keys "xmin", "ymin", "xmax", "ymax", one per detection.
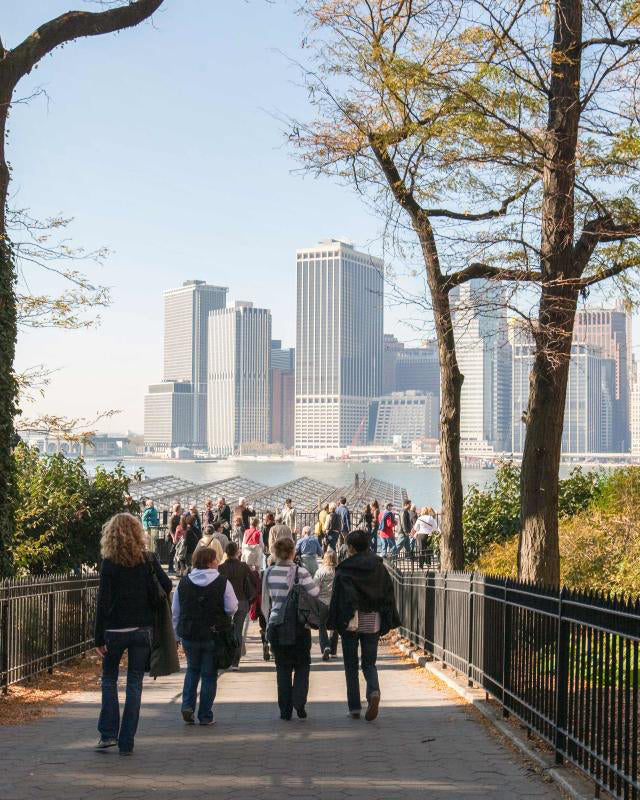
[{"xmin": 0, "ymin": 653, "xmax": 102, "ymax": 726}]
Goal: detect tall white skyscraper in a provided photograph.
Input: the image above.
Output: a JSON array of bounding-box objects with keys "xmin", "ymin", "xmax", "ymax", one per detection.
[
  {"xmin": 295, "ymin": 240, "xmax": 383, "ymax": 455},
  {"xmin": 163, "ymin": 280, "xmax": 228, "ymax": 447},
  {"xmin": 453, "ymin": 280, "xmax": 512, "ymax": 450},
  {"xmin": 207, "ymin": 302, "xmax": 271, "ymax": 455}
]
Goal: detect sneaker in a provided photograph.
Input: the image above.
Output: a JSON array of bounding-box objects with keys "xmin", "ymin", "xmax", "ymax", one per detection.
[
  {"xmin": 348, "ymin": 711, "xmax": 361, "ymax": 720},
  {"xmin": 322, "ymin": 648, "xmax": 331, "ymax": 661},
  {"xmin": 182, "ymin": 708, "xmax": 195, "ymax": 725},
  {"xmin": 365, "ymin": 691, "xmax": 380, "ymax": 722},
  {"xmin": 118, "ymin": 750, "xmax": 133, "ymax": 756},
  {"xmin": 95, "ymin": 738, "xmax": 118, "ymax": 750},
  {"xmin": 231, "ymin": 665, "xmax": 240, "ymax": 672},
  {"xmin": 295, "ymin": 706, "xmax": 307, "ymax": 719},
  {"xmin": 263, "ymin": 643, "xmax": 271, "ymax": 661}
]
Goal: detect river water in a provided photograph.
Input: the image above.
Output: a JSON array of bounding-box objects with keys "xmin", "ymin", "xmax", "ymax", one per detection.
[{"xmin": 88, "ymin": 458, "xmax": 499, "ymax": 507}]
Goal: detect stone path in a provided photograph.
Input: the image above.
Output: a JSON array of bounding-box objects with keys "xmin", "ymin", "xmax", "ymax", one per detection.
[{"xmin": 0, "ymin": 628, "xmax": 561, "ymax": 800}]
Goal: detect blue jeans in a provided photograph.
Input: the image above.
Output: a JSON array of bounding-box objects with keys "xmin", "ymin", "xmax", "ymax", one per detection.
[
  {"xmin": 325, "ymin": 531, "xmax": 339, "ymax": 551},
  {"xmin": 382, "ymin": 537, "xmax": 397, "ymax": 557},
  {"xmin": 182, "ymin": 639, "xmax": 218, "ymax": 723},
  {"xmin": 98, "ymin": 628, "xmax": 151, "ymax": 753},
  {"xmin": 397, "ymin": 534, "xmax": 413, "ymax": 556},
  {"xmin": 341, "ymin": 631, "xmax": 380, "ymax": 711}
]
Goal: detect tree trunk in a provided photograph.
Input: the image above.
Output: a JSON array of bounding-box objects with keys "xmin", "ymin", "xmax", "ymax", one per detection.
[
  {"xmin": 518, "ymin": 0, "xmax": 582, "ymax": 585},
  {"xmin": 417, "ymin": 222, "xmax": 464, "ymax": 571},
  {"xmin": 0, "ymin": 85, "xmax": 18, "ymax": 576}
]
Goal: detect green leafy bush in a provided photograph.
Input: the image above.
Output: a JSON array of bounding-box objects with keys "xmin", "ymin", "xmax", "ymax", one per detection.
[
  {"xmin": 464, "ymin": 462, "xmax": 604, "ymax": 567},
  {"xmin": 11, "ymin": 444, "xmax": 138, "ymax": 574},
  {"xmin": 476, "ymin": 467, "xmax": 640, "ymax": 594}
]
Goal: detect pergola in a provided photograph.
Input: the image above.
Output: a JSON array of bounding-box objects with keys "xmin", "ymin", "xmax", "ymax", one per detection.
[
  {"xmin": 136, "ymin": 473, "xmax": 408, "ymax": 516},
  {"xmin": 145, "ymin": 476, "xmax": 268, "ymax": 513},
  {"xmin": 129, "ymin": 474, "xmax": 196, "ymax": 501}
]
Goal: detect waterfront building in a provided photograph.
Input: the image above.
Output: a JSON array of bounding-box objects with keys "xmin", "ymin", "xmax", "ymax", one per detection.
[
  {"xmin": 369, "ymin": 390, "xmax": 438, "ymax": 448},
  {"xmin": 573, "ymin": 305, "xmax": 631, "ymax": 451},
  {"xmin": 453, "ymin": 280, "xmax": 512, "ymax": 451},
  {"xmin": 207, "ymin": 302, "xmax": 271, "ymax": 455},
  {"xmin": 143, "ymin": 381, "xmax": 195, "ymax": 451},
  {"xmin": 271, "ymin": 340, "xmax": 295, "ymax": 450},
  {"xmin": 295, "ymin": 240, "xmax": 383, "ymax": 455},
  {"xmin": 631, "ymin": 360, "xmax": 640, "ymax": 455},
  {"xmin": 163, "ymin": 280, "xmax": 228, "ymax": 448}
]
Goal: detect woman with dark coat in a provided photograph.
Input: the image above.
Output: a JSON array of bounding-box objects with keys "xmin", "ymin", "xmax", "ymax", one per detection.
[{"xmin": 95, "ymin": 513, "xmax": 172, "ymax": 755}]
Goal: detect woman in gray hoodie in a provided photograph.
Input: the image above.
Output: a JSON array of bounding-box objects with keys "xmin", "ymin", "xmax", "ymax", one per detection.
[{"xmin": 314, "ymin": 550, "xmax": 339, "ymax": 660}]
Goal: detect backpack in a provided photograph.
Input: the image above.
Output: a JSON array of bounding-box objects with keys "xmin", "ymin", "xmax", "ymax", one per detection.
[
  {"xmin": 174, "ymin": 535, "xmax": 188, "ymax": 562},
  {"xmin": 265, "ymin": 566, "xmax": 302, "ymax": 646}
]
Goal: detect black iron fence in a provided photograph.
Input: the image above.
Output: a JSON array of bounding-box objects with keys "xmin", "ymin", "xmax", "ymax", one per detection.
[
  {"xmin": 0, "ymin": 573, "xmax": 99, "ymax": 693},
  {"xmin": 387, "ymin": 565, "xmax": 640, "ymax": 800}
]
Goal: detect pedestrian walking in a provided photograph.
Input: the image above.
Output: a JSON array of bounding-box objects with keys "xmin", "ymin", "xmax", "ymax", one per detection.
[
  {"xmin": 231, "ymin": 515, "xmax": 245, "ymax": 547},
  {"xmin": 268, "ymin": 514, "xmax": 293, "ymax": 554},
  {"xmin": 193, "ymin": 528, "xmax": 224, "ymax": 564},
  {"xmin": 370, "ymin": 500, "xmax": 380, "ymax": 552},
  {"xmin": 335, "ymin": 496, "xmax": 351, "ymax": 536},
  {"xmin": 204, "ymin": 499, "xmax": 215, "ymax": 527},
  {"xmin": 262, "ymin": 538, "xmax": 320, "ymax": 721},
  {"xmin": 94, "ymin": 513, "xmax": 172, "ymax": 754},
  {"xmin": 242, "ymin": 518, "xmax": 264, "ymax": 568},
  {"xmin": 397, "ymin": 499, "xmax": 414, "ymax": 557},
  {"xmin": 378, "ymin": 503, "xmax": 397, "ymax": 558},
  {"xmin": 141, "ymin": 500, "xmax": 159, "ymax": 533},
  {"xmin": 327, "ymin": 530, "xmax": 400, "ymax": 721},
  {"xmin": 168, "ymin": 502, "xmax": 182, "ymax": 574},
  {"xmin": 295, "ymin": 525, "xmax": 323, "ymax": 576},
  {"xmin": 210, "ymin": 520, "xmax": 229, "ymax": 552},
  {"xmin": 413, "ymin": 507, "xmax": 438, "ymax": 568},
  {"xmin": 282, "ymin": 498, "xmax": 297, "ymax": 536},
  {"xmin": 314, "ymin": 550, "xmax": 339, "ymax": 660},
  {"xmin": 219, "ymin": 541, "xmax": 257, "ymax": 670},
  {"xmin": 172, "ymin": 547, "xmax": 238, "ymax": 726},
  {"xmin": 235, "ymin": 497, "xmax": 252, "ymax": 531},
  {"xmin": 189, "ymin": 505, "xmax": 202, "ymax": 539},
  {"xmin": 261, "ymin": 511, "xmax": 275, "ymax": 549},
  {"xmin": 324, "ymin": 502, "xmax": 341, "ymax": 552}
]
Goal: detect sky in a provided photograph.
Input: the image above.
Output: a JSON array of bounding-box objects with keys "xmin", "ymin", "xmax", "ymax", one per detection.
[
  {"xmin": 7, "ymin": 2, "xmax": 640, "ymax": 433},
  {"xmin": 8, "ymin": 0, "xmax": 409, "ymax": 432}
]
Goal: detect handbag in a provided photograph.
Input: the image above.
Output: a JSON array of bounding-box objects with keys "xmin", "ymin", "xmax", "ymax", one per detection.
[
  {"xmin": 211, "ymin": 625, "xmax": 239, "ymax": 670},
  {"xmin": 149, "ymin": 595, "xmax": 180, "ymax": 679},
  {"xmin": 146, "ymin": 553, "xmax": 167, "ymax": 610}
]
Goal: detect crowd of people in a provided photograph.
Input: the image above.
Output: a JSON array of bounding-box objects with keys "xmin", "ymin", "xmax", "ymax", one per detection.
[{"xmin": 94, "ymin": 494, "xmax": 434, "ymax": 753}]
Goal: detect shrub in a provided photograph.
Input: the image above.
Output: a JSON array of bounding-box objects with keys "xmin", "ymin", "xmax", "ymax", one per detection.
[
  {"xmin": 476, "ymin": 467, "xmax": 640, "ymax": 594},
  {"xmin": 11, "ymin": 444, "xmax": 138, "ymax": 574},
  {"xmin": 463, "ymin": 462, "xmax": 604, "ymax": 567}
]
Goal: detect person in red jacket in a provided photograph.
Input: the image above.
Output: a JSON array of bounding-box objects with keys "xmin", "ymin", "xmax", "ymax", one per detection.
[{"xmin": 378, "ymin": 503, "xmax": 397, "ymax": 558}]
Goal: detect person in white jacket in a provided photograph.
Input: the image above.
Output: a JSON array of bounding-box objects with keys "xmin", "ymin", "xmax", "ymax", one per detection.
[{"xmin": 172, "ymin": 547, "xmax": 238, "ymax": 726}]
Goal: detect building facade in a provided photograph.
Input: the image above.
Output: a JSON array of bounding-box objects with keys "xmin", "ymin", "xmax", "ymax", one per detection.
[
  {"xmin": 163, "ymin": 280, "xmax": 228, "ymax": 447},
  {"xmin": 207, "ymin": 302, "xmax": 271, "ymax": 455},
  {"xmin": 631, "ymin": 360, "xmax": 640, "ymax": 455},
  {"xmin": 573, "ymin": 305, "xmax": 631, "ymax": 451},
  {"xmin": 295, "ymin": 240, "xmax": 383, "ymax": 454},
  {"xmin": 270, "ymin": 340, "xmax": 295, "ymax": 449},
  {"xmin": 370, "ymin": 390, "xmax": 438, "ymax": 448},
  {"xmin": 453, "ymin": 280, "xmax": 512, "ymax": 451},
  {"xmin": 512, "ymin": 336, "xmax": 614, "ymax": 454},
  {"xmin": 143, "ymin": 381, "xmax": 195, "ymax": 450}
]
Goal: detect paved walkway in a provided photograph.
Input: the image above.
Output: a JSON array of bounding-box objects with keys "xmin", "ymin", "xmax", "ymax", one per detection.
[{"xmin": 0, "ymin": 629, "xmax": 560, "ymax": 800}]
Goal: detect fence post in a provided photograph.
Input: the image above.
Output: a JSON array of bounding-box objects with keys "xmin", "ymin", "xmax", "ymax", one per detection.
[
  {"xmin": 441, "ymin": 573, "xmax": 447, "ymax": 668},
  {"xmin": 80, "ymin": 586, "xmax": 86, "ymax": 657},
  {"xmin": 47, "ymin": 591, "xmax": 55, "ymax": 674},
  {"xmin": 1, "ymin": 597, "xmax": 8, "ymax": 695},
  {"xmin": 554, "ymin": 588, "xmax": 569, "ymax": 766},
  {"xmin": 501, "ymin": 580, "xmax": 512, "ymax": 718},
  {"xmin": 467, "ymin": 573, "xmax": 474, "ymax": 687}
]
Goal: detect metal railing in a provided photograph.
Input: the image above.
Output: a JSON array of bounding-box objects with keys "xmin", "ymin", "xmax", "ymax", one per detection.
[
  {"xmin": 387, "ymin": 565, "xmax": 640, "ymax": 800},
  {"xmin": 0, "ymin": 573, "xmax": 99, "ymax": 692}
]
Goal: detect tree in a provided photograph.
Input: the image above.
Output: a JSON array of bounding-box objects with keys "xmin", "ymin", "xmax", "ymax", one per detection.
[
  {"xmin": 292, "ymin": 0, "xmax": 539, "ymax": 570},
  {"xmin": 0, "ymin": 0, "xmax": 165, "ymax": 574},
  {"xmin": 295, "ymin": 0, "xmax": 640, "ymax": 583}
]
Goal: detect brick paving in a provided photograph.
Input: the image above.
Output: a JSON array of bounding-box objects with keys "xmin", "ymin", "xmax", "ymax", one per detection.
[{"xmin": 0, "ymin": 629, "xmax": 561, "ymax": 800}]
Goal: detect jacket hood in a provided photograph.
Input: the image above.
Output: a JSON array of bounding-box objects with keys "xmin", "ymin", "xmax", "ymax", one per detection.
[{"xmin": 188, "ymin": 568, "xmax": 219, "ymax": 586}]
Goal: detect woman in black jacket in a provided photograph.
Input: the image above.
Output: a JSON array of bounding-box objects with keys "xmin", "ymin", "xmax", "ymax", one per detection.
[{"xmin": 95, "ymin": 513, "xmax": 172, "ymax": 755}]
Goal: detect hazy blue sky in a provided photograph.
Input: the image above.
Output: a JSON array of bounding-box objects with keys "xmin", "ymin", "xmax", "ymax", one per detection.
[
  {"xmin": 7, "ymin": 2, "xmax": 638, "ymax": 433},
  {"xmin": 8, "ymin": 1, "xmax": 410, "ymax": 432}
]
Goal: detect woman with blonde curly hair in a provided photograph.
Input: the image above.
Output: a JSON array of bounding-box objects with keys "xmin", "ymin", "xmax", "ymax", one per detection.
[{"xmin": 95, "ymin": 512, "xmax": 172, "ymax": 755}]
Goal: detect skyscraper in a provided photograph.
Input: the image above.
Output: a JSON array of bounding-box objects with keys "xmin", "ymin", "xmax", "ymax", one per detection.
[
  {"xmin": 270, "ymin": 340, "xmax": 295, "ymax": 449},
  {"xmin": 453, "ymin": 280, "xmax": 512, "ymax": 450},
  {"xmin": 163, "ymin": 280, "xmax": 228, "ymax": 447},
  {"xmin": 207, "ymin": 302, "xmax": 271, "ymax": 455},
  {"xmin": 295, "ymin": 240, "xmax": 383, "ymax": 454},
  {"xmin": 573, "ymin": 305, "xmax": 631, "ymax": 451},
  {"xmin": 143, "ymin": 381, "xmax": 195, "ymax": 450},
  {"xmin": 511, "ymin": 327, "xmax": 614, "ymax": 454}
]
